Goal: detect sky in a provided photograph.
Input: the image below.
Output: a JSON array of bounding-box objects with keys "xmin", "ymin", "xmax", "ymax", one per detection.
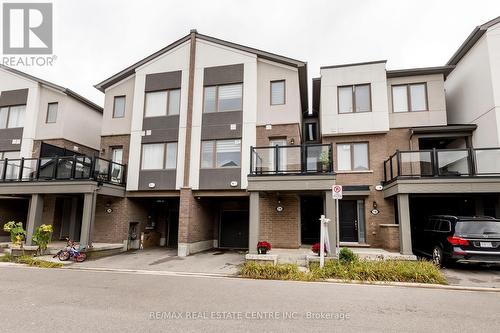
[{"xmin": 3, "ymin": 0, "xmax": 500, "ymax": 106}]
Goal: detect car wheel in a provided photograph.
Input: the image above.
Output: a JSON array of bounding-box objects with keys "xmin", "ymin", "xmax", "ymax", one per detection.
[{"xmin": 432, "ymin": 246, "xmax": 444, "ymax": 267}]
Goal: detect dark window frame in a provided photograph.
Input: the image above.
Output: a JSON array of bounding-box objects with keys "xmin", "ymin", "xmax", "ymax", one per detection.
[
  {"xmin": 337, "ymin": 83, "xmax": 372, "ymax": 114},
  {"xmin": 200, "ymin": 139, "xmax": 242, "ymax": 169},
  {"xmin": 112, "ymin": 95, "xmax": 126, "ymax": 118},
  {"xmin": 143, "ymin": 89, "xmax": 181, "ymax": 118},
  {"xmin": 270, "ymin": 79, "xmax": 286, "ymax": 106},
  {"xmin": 203, "ymin": 83, "xmax": 243, "ymax": 113},
  {"xmin": 45, "ymin": 102, "xmax": 58, "ymax": 123},
  {"xmin": 140, "ymin": 142, "xmax": 177, "ymax": 171},
  {"xmin": 336, "ymin": 141, "xmax": 370, "ymax": 171},
  {"xmin": 391, "ymin": 82, "xmax": 428, "ymax": 113},
  {"xmin": 0, "ymin": 103, "xmax": 26, "ymax": 129}
]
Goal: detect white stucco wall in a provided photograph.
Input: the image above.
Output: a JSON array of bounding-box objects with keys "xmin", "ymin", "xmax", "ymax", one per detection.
[
  {"xmin": 191, "ymin": 39, "xmax": 257, "ymax": 190},
  {"xmin": 388, "ymin": 74, "xmax": 447, "ymax": 128},
  {"xmin": 445, "ymin": 29, "xmax": 500, "ymax": 147},
  {"xmin": 60, "ymin": 96, "xmax": 102, "ymax": 150},
  {"xmin": 256, "ymin": 59, "xmax": 301, "ymax": 126},
  {"xmin": 320, "ymin": 62, "xmax": 389, "ymax": 135},
  {"xmin": 126, "ymin": 40, "xmax": 191, "ymax": 191},
  {"xmin": 102, "ymin": 75, "xmax": 135, "ymax": 136}
]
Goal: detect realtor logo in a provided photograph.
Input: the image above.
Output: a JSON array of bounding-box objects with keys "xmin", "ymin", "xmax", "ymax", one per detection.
[{"xmin": 3, "ymin": 3, "xmax": 53, "ymax": 54}]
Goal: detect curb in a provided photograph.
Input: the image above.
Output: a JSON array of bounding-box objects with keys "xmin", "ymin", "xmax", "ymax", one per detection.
[{"xmin": 63, "ymin": 266, "xmax": 239, "ymax": 279}]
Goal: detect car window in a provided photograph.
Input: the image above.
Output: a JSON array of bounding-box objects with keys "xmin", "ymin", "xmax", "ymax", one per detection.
[
  {"xmin": 455, "ymin": 221, "xmax": 500, "ymax": 236},
  {"xmin": 438, "ymin": 220, "xmax": 451, "ymax": 232},
  {"xmin": 425, "ymin": 219, "xmax": 437, "ymax": 231}
]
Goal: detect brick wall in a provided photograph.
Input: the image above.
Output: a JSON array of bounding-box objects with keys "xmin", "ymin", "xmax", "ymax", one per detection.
[
  {"xmin": 322, "ymin": 128, "xmax": 416, "ymax": 247},
  {"xmin": 178, "ymin": 188, "xmax": 214, "ymax": 244},
  {"xmin": 256, "ymin": 123, "xmax": 301, "ymax": 146},
  {"xmin": 92, "ymin": 196, "xmax": 148, "ymax": 244},
  {"xmin": 32, "ymin": 139, "xmax": 98, "ymax": 158},
  {"xmin": 379, "ymin": 225, "xmax": 400, "ymax": 252},
  {"xmin": 259, "ymin": 193, "xmax": 300, "ymax": 248},
  {"xmin": 100, "ymin": 135, "xmax": 131, "ymax": 164}
]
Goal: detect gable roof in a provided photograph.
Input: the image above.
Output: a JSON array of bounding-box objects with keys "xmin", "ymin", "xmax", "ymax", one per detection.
[
  {"xmin": 0, "ymin": 64, "xmax": 103, "ymax": 113},
  {"xmin": 94, "ymin": 30, "xmax": 309, "ymax": 111},
  {"xmin": 447, "ymin": 16, "xmax": 500, "ymax": 66}
]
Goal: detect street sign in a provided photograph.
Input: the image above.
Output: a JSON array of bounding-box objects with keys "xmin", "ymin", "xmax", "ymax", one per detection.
[{"xmin": 332, "ymin": 185, "xmax": 343, "ymax": 199}]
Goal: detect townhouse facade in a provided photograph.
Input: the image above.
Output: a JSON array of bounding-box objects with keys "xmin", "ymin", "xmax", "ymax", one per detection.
[{"xmin": 2, "ymin": 17, "xmax": 500, "ymax": 258}]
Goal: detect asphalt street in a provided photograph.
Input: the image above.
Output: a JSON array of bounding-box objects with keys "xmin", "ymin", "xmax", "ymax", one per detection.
[{"xmin": 1, "ymin": 265, "xmax": 499, "ymax": 333}]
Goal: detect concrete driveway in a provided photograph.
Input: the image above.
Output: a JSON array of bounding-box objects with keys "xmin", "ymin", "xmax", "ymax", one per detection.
[
  {"xmin": 442, "ymin": 263, "xmax": 500, "ymax": 288},
  {"xmin": 76, "ymin": 248, "xmax": 245, "ymax": 275}
]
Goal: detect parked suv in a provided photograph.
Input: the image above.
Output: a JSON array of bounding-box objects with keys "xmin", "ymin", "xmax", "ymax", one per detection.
[{"xmin": 414, "ymin": 215, "xmax": 500, "ymax": 267}]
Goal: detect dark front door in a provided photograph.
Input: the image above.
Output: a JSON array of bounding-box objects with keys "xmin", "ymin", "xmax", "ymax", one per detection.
[
  {"xmin": 339, "ymin": 200, "xmax": 358, "ymax": 242},
  {"xmin": 301, "ymin": 196, "xmax": 323, "ymax": 244},
  {"xmin": 219, "ymin": 210, "xmax": 249, "ymax": 249}
]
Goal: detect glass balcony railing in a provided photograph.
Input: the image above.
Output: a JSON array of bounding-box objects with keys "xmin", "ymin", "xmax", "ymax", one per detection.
[
  {"xmin": 384, "ymin": 148, "xmax": 500, "ymax": 183},
  {"xmin": 250, "ymin": 143, "xmax": 333, "ymax": 175},
  {"xmin": 0, "ymin": 155, "xmax": 126, "ymax": 186}
]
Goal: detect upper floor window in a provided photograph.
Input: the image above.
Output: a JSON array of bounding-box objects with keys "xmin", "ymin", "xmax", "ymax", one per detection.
[
  {"xmin": 0, "ymin": 105, "xmax": 25, "ymax": 129},
  {"xmin": 203, "ymin": 83, "xmax": 243, "ymax": 113},
  {"xmin": 113, "ymin": 96, "xmax": 126, "ymax": 118},
  {"xmin": 144, "ymin": 89, "xmax": 180, "ymax": 117},
  {"xmin": 46, "ymin": 102, "xmax": 58, "ymax": 123},
  {"xmin": 392, "ymin": 83, "xmax": 427, "ymax": 112},
  {"xmin": 201, "ymin": 139, "xmax": 241, "ymax": 168},
  {"xmin": 141, "ymin": 142, "xmax": 177, "ymax": 170},
  {"xmin": 271, "ymin": 80, "xmax": 285, "ymax": 105},
  {"xmin": 305, "ymin": 122, "xmax": 317, "ymax": 142},
  {"xmin": 337, "ymin": 142, "xmax": 369, "ymax": 171},
  {"xmin": 338, "ymin": 84, "xmax": 371, "ymax": 113}
]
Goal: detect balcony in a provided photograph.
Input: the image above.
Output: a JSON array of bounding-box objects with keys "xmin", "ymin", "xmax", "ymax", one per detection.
[
  {"xmin": 250, "ymin": 143, "xmax": 334, "ymax": 176},
  {"xmin": 384, "ymin": 148, "xmax": 500, "ymax": 183},
  {"xmin": 0, "ymin": 155, "xmax": 126, "ymax": 186}
]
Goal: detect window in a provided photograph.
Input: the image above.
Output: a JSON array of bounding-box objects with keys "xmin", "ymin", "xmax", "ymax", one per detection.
[
  {"xmin": 203, "ymin": 83, "xmax": 243, "ymax": 113},
  {"xmin": 336, "ymin": 143, "xmax": 369, "ymax": 171},
  {"xmin": 46, "ymin": 102, "xmax": 58, "ymax": 123},
  {"xmin": 0, "ymin": 105, "xmax": 26, "ymax": 129},
  {"xmin": 113, "ymin": 96, "xmax": 125, "ymax": 118},
  {"xmin": 338, "ymin": 84, "xmax": 371, "ymax": 113},
  {"xmin": 0, "ymin": 151, "xmax": 21, "ymax": 180},
  {"xmin": 306, "ymin": 123, "xmax": 317, "ymax": 142},
  {"xmin": 144, "ymin": 89, "xmax": 180, "ymax": 117},
  {"xmin": 392, "ymin": 83, "xmax": 428, "ymax": 112},
  {"xmin": 140, "ymin": 143, "xmax": 177, "ymax": 170},
  {"xmin": 201, "ymin": 139, "xmax": 241, "ymax": 168},
  {"xmin": 111, "ymin": 147, "xmax": 123, "ymax": 164},
  {"xmin": 271, "ymin": 80, "xmax": 285, "ymax": 105}
]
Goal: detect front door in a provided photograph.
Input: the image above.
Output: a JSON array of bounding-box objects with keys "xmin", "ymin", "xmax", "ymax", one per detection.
[
  {"xmin": 219, "ymin": 210, "xmax": 249, "ymax": 249},
  {"xmin": 339, "ymin": 200, "xmax": 358, "ymax": 242}
]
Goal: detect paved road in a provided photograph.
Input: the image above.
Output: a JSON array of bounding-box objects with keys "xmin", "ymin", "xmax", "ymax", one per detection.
[
  {"xmin": 1, "ymin": 266, "xmax": 499, "ymax": 333},
  {"xmin": 442, "ymin": 262, "xmax": 500, "ymax": 288}
]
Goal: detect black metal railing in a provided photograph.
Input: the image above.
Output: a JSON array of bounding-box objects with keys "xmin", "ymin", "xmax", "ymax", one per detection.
[
  {"xmin": 0, "ymin": 155, "xmax": 126, "ymax": 186},
  {"xmin": 384, "ymin": 147, "xmax": 500, "ymax": 183},
  {"xmin": 249, "ymin": 143, "xmax": 334, "ymax": 175}
]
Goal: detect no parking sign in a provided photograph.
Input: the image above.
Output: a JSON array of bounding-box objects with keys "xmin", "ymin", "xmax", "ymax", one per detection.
[{"xmin": 332, "ymin": 185, "xmax": 343, "ymax": 199}]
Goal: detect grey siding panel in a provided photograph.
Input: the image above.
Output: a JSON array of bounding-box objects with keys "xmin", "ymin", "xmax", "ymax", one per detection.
[
  {"xmin": 0, "ymin": 128, "xmax": 23, "ymax": 151},
  {"xmin": 199, "ymin": 168, "xmax": 241, "ymax": 190},
  {"xmin": 142, "ymin": 115, "xmax": 179, "ymax": 142},
  {"xmin": 0, "ymin": 89, "xmax": 28, "ymax": 107},
  {"xmin": 145, "ymin": 71, "xmax": 182, "ymax": 92},
  {"xmin": 203, "ymin": 64, "xmax": 244, "ymax": 86},
  {"xmin": 138, "ymin": 170, "xmax": 177, "ymax": 190},
  {"xmin": 201, "ymin": 111, "xmax": 242, "ymax": 140}
]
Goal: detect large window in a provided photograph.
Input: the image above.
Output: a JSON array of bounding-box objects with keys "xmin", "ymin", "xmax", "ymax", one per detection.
[
  {"xmin": 201, "ymin": 139, "xmax": 241, "ymax": 168},
  {"xmin": 337, "ymin": 143, "xmax": 369, "ymax": 171},
  {"xmin": 338, "ymin": 84, "xmax": 371, "ymax": 113},
  {"xmin": 144, "ymin": 89, "xmax": 180, "ymax": 117},
  {"xmin": 141, "ymin": 142, "xmax": 177, "ymax": 170},
  {"xmin": 392, "ymin": 83, "xmax": 427, "ymax": 112},
  {"xmin": 203, "ymin": 83, "xmax": 243, "ymax": 113},
  {"xmin": 113, "ymin": 96, "xmax": 126, "ymax": 118},
  {"xmin": 0, "ymin": 105, "xmax": 26, "ymax": 129},
  {"xmin": 46, "ymin": 102, "xmax": 58, "ymax": 123},
  {"xmin": 270, "ymin": 80, "xmax": 285, "ymax": 105}
]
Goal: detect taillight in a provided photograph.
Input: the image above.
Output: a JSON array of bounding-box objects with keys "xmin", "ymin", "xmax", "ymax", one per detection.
[{"xmin": 447, "ymin": 236, "xmax": 469, "ymax": 246}]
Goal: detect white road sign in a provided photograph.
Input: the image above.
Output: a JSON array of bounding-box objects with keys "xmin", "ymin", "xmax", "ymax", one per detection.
[{"xmin": 332, "ymin": 185, "xmax": 343, "ymax": 199}]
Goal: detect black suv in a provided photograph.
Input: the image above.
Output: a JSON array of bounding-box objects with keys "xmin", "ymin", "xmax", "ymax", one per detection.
[{"xmin": 413, "ymin": 215, "xmax": 500, "ymax": 267}]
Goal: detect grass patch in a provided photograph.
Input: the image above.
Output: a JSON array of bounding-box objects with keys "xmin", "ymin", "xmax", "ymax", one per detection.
[
  {"xmin": 240, "ymin": 259, "xmax": 447, "ymax": 285},
  {"xmin": 0, "ymin": 254, "xmax": 63, "ymax": 268}
]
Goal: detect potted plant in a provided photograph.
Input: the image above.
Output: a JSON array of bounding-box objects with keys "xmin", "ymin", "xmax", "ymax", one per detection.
[
  {"xmin": 256, "ymin": 241, "xmax": 272, "ymax": 254},
  {"xmin": 32, "ymin": 224, "xmax": 53, "ymax": 256},
  {"xmin": 311, "ymin": 242, "xmax": 327, "ymax": 256},
  {"xmin": 319, "ymin": 151, "xmax": 330, "ymax": 172}
]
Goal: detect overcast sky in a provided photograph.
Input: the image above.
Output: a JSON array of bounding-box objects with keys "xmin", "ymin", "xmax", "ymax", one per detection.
[{"xmin": 4, "ymin": 0, "xmax": 500, "ymax": 106}]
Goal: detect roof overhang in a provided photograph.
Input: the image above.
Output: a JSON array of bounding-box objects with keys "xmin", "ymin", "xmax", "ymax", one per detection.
[
  {"xmin": 386, "ymin": 66, "xmax": 455, "ymax": 79},
  {"xmin": 410, "ymin": 124, "xmax": 477, "ymax": 139}
]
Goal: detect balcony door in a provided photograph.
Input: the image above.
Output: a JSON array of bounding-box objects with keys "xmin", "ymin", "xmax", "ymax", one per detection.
[{"xmin": 269, "ymin": 139, "xmax": 287, "ymax": 172}]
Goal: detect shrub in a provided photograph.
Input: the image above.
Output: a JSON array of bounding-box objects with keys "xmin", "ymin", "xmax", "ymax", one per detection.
[
  {"xmin": 0, "ymin": 254, "xmax": 63, "ymax": 268},
  {"xmin": 240, "ymin": 261, "xmax": 314, "ymax": 281},
  {"xmin": 32, "ymin": 224, "xmax": 53, "ymax": 253},
  {"xmin": 3, "ymin": 221, "xmax": 26, "ymax": 246},
  {"xmin": 338, "ymin": 247, "xmax": 358, "ymax": 263}
]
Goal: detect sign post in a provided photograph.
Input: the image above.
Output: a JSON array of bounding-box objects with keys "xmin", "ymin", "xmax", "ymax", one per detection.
[
  {"xmin": 319, "ymin": 215, "xmax": 330, "ymax": 268},
  {"xmin": 332, "ymin": 185, "xmax": 343, "ymax": 256}
]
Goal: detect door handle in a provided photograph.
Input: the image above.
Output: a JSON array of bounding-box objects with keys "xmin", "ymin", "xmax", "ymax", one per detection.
[{"xmin": 354, "ymin": 220, "xmax": 358, "ymax": 231}]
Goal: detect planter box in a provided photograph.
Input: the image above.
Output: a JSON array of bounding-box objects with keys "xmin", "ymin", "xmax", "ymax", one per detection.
[
  {"xmin": 10, "ymin": 245, "xmax": 38, "ymax": 257},
  {"xmin": 245, "ymin": 253, "xmax": 278, "ymax": 265}
]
